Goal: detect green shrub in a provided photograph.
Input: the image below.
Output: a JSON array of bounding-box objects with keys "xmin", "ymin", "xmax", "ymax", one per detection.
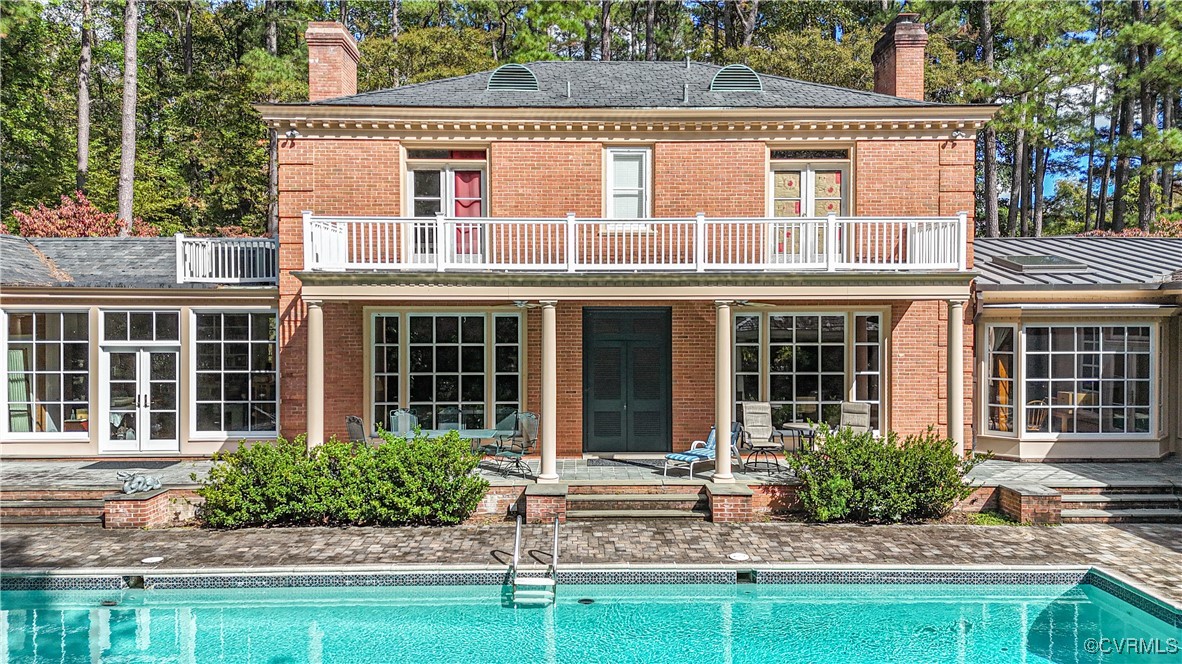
[
  {"xmin": 193, "ymin": 431, "xmax": 489, "ymax": 528},
  {"xmin": 786, "ymin": 426, "xmax": 981, "ymax": 523}
]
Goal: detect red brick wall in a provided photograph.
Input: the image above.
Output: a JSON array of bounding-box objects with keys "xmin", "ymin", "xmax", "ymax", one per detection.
[
  {"xmin": 889, "ymin": 299, "xmax": 974, "ymax": 450},
  {"xmin": 653, "ymin": 142, "xmax": 766, "ymax": 217},
  {"xmin": 490, "ymin": 142, "xmax": 602, "ymax": 217}
]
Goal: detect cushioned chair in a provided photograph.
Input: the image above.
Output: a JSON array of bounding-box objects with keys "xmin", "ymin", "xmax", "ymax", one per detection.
[
  {"xmin": 739, "ymin": 401, "xmax": 788, "ymax": 471},
  {"xmin": 839, "ymin": 402, "xmax": 871, "ymax": 433},
  {"xmin": 664, "ymin": 422, "xmax": 742, "ymax": 477}
]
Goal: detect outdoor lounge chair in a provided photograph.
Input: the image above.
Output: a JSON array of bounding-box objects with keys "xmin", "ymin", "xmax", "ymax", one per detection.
[
  {"xmin": 739, "ymin": 401, "xmax": 788, "ymax": 470},
  {"xmin": 488, "ymin": 411, "xmax": 539, "ymax": 477},
  {"xmin": 839, "ymin": 401, "xmax": 871, "ymax": 433},
  {"xmin": 663, "ymin": 422, "xmax": 742, "ymax": 477}
]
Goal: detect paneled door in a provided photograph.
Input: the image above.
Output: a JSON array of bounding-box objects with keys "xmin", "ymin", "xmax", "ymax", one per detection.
[
  {"xmin": 101, "ymin": 348, "xmax": 179, "ymax": 453},
  {"xmin": 582, "ymin": 308, "xmax": 672, "ymax": 453}
]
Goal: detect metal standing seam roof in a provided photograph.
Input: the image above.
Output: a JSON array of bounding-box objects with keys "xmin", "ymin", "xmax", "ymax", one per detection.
[
  {"xmin": 304, "ymin": 60, "xmax": 947, "ymax": 109},
  {"xmin": 973, "ymin": 237, "xmax": 1182, "ymax": 290},
  {"xmin": 0, "ymin": 236, "xmax": 254, "ymax": 289}
]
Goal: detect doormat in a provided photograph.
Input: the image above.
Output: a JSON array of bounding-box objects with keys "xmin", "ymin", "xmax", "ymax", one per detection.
[
  {"xmin": 82, "ymin": 461, "xmax": 178, "ymax": 470},
  {"xmin": 585, "ymin": 458, "xmax": 664, "ymax": 469}
]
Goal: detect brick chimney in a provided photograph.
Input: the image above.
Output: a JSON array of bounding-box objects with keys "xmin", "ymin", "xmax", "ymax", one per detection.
[
  {"xmin": 872, "ymin": 13, "xmax": 928, "ymax": 101},
  {"xmin": 306, "ymin": 22, "xmax": 359, "ymax": 102}
]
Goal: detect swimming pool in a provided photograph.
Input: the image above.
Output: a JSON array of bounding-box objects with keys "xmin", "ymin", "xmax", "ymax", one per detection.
[{"xmin": 3, "ymin": 572, "xmax": 1179, "ymax": 663}]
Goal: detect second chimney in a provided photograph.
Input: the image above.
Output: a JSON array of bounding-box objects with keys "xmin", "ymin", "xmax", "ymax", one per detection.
[
  {"xmin": 872, "ymin": 13, "xmax": 928, "ymax": 101},
  {"xmin": 306, "ymin": 21, "xmax": 359, "ymax": 102}
]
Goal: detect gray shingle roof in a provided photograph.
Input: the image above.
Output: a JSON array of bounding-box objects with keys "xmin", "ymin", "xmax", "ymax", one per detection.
[
  {"xmin": 974, "ymin": 237, "xmax": 1182, "ymax": 290},
  {"xmin": 2, "ymin": 236, "xmax": 221, "ymax": 289},
  {"xmin": 310, "ymin": 61, "xmax": 941, "ymax": 109}
]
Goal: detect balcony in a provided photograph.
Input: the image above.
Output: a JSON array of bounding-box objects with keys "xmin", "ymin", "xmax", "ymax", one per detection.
[
  {"xmin": 301, "ymin": 213, "xmax": 968, "ymax": 274},
  {"xmin": 175, "ymin": 234, "xmax": 278, "ymax": 285}
]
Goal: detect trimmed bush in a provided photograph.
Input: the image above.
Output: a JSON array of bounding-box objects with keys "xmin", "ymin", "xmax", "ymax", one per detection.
[
  {"xmin": 786, "ymin": 426, "xmax": 981, "ymax": 523},
  {"xmin": 193, "ymin": 431, "xmax": 489, "ymax": 528}
]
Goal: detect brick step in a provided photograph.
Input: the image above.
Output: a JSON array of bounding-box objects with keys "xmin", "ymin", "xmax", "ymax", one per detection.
[
  {"xmin": 1054, "ymin": 485, "xmax": 1176, "ymax": 496},
  {"xmin": 1061, "ymin": 508, "xmax": 1182, "ymax": 524},
  {"xmin": 0, "ymin": 499, "xmax": 106, "ymax": 518},
  {"xmin": 1, "ymin": 514, "xmax": 104, "ymax": 527},
  {"xmin": 566, "ymin": 485, "xmax": 702, "ymax": 496},
  {"xmin": 566, "ymin": 493, "xmax": 705, "ymax": 511},
  {"xmin": 566, "ymin": 508, "xmax": 710, "ymax": 520},
  {"xmin": 1060, "ymin": 493, "xmax": 1181, "ymax": 510}
]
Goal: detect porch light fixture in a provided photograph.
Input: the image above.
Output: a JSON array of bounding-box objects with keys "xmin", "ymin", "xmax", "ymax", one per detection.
[
  {"xmin": 950, "ymin": 129, "xmax": 967, "ymax": 139},
  {"xmin": 285, "ymin": 128, "xmax": 301, "ymax": 138}
]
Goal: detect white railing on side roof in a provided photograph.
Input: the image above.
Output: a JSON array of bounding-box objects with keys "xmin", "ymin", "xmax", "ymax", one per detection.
[
  {"xmin": 175, "ymin": 234, "xmax": 278, "ymax": 284},
  {"xmin": 302, "ymin": 212, "xmax": 967, "ymax": 274}
]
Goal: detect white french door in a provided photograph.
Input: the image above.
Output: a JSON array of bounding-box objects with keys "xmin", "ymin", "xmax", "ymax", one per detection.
[
  {"xmin": 101, "ymin": 347, "xmax": 180, "ymax": 453},
  {"xmin": 407, "ymin": 167, "xmax": 485, "ymax": 264}
]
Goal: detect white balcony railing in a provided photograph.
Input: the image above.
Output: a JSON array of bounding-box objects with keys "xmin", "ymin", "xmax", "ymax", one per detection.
[
  {"xmin": 302, "ymin": 212, "xmax": 968, "ymax": 274},
  {"xmin": 175, "ymin": 234, "xmax": 278, "ymax": 284}
]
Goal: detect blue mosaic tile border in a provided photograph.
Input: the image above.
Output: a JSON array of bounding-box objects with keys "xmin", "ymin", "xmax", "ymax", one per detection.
[
  {"xmin": 557, "ymin": 570, "xmax": 736, "ymax": 585},
  {"xmin": 754, "ymin": 569, "xmax": 1090, "ymax": 586},
  {"xmin": 1084, "ymin": 571, "xmax": 1182, "ymax": 629},
  {"xmin": 1, "ymin": 576, "xmax": 127, "ymax": 591},
  {"xmin": 143, "ymin": 571, "xmax": 506, "ymax": 590}
]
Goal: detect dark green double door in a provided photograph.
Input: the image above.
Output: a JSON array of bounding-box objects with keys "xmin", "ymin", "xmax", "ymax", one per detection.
[{"xmin": 582, "ymin": 308, "xmax": 672, "ymax": 453}]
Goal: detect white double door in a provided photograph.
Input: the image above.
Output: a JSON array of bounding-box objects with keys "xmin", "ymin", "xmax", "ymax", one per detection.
[{"xmin": 101, "ymin": 346, "xmax": 180, "ymax": 453}]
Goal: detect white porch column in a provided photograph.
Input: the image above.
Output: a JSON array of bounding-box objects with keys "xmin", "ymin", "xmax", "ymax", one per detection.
[
  {"xmin": 714, "ymin": 300, "xmax": 735, "ymax": 482},
  {"xmin": 537, "ymin": 301, "xmax": 560, "ymax": 483},
  {"xmin": 305, "ymin": 299, "xmax": 325, "ymax": 448},
  {"xmin": 947, "ymin": 299, "xmax": 966, "ymax": 457}
]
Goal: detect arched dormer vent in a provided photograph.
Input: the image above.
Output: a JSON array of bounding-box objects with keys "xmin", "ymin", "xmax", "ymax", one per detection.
[
  {"xmin": 710, "ymin": 64, "xmax": 763, "ymax": 92},
  {"xmin": 487, "ymin": 64, "xmax": 539, "ymax": 91}
]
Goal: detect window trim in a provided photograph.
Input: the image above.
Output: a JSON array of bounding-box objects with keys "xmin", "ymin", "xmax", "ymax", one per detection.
[
  {"xmin": 732, "ymin": 307, "xmax": 889, "ymax": 433},
  {"xmin": 982, "ymin": 323, "xmax": 1019, "ymax": 437},
  {"xmin": 604, "ymin": 147, "xmax": 652, "ymax": 225},
  {"xmin": 187, "ymin": 308, "xmax": 280, "ymax": 441},
  {"xmin": 364, "ymin": 307, "xmax": 525, "ymax": 435},
  {"xmin": 405, "ymin": 164, "xmax": 488, "ymax": 219},
  {"xmin": 0, "ymin": 308, "xmax": 92, "ymax": 442}
]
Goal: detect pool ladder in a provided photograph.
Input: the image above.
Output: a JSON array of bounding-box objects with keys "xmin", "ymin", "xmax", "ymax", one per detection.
[{"xmin": 509, "ymin": 514, "xmax": 559, "ymax": 606}]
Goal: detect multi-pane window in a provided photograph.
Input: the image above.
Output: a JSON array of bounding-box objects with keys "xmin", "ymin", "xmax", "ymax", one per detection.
[
  {"xmin": 373, "ymin": 312, "xmax": 522, "ymax": 431},
  {"xmin": 606, "ymin": 148, "xmax": 650, "ymax": 219},
  {"xmin": 734, "ymin": 312, "xmax": 882, "ymax": 430},
  {"xmin": 104, "ymin": 310, "xmax": 179, "ymax": 342},
  {"xmin": 1024, "ymin": 325, "xmax": 1152, "ymax": 434},
  {"xmin": 770, "ymin": 163, "xmax": 848, "ymax": 217},
  {"xmin": 194, "ymin": 312, "xmax": 278, "ymax": 433},
  {"xmin": 985, "ymin": 326, "xmax": 1016, "ymax": 433},
  {"xmin": 5, "ymin": 312, "xmax": 89, "ymax": 434},
  {"xmin": 407, "ymin": 149, "xmax": 486, "ymax": 260}
]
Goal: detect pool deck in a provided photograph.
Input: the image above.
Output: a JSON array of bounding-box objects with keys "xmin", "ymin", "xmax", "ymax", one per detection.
[
  {"xmin": 3, "ymin": 521, "xmax": 1180, "ymax": 608},
  {"xmin": 2, "ymin": 457, "xmax": 1180, "ymax": 488}
]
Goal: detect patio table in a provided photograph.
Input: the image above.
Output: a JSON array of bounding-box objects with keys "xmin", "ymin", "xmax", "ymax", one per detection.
[
  {"xmin": 779, "ymin": 423, "xmax": 825, "ymax": 453},
  {"xmin": 416, "ymin": 428, "xmax": 502, "ymax": 440}
]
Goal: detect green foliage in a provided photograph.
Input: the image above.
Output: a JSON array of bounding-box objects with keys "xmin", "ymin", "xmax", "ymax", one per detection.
[
  {"xmin": 359, "ymin": 27, "xmax": 496, "ymax": 90},
  {"xmin": 970, "ymin": 510, "xmax": 1019, "ymax": 526},
  {"xmin": 194, "ymin": 432, "xmax": 489, "ymax": 528},
  {"xmin": 787, "ymin": 426, "xmax": 982, "ymax": 523}
]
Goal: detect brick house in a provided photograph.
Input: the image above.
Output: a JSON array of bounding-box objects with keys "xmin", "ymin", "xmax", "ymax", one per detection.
[{"xmin": 257, "ymin": 15, "xmax": 991, "ymax": 482}]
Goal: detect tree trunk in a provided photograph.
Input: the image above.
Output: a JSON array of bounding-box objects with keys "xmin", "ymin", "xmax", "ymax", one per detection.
[
  {"xmin": 735, "ymin": 0, "xmax": 759, "ymax": 47},
  {"xmin": 1111, "ymin": 44, "xmax": 1135, "ymax": 232},
  {"xmin": 339, "ymin": 1, "xmax": 348, "ymax": 25},
  {"xmin": 1006, "ymin": 113, "xmax": 1026, "ymax": 236},
  {"xmin": 1082, "ymin": 1, "xmax": 1105, "ymax": 232},
  {"xmin": 265, "ymin": 0, "xmax": 278, "ymax": 53},
  {"xmin": 600, "ymin": 0, "xmax": 611, "ymax": 61},
  {"xmin": 584, "ymin": 19, "xmax": 595, "ymax": 60},
  {"xmin": 1096, "ymin": 106, "xmax": 1117, "ymax": 232},
  {"xmin": 76, "ymin": 0, "xmax": 92, "ymax": 194},
  {"xmin": 116, "ymin": 0, "xmax": 138, "ymax": 234},
  {"xmin": 391, "ymin": 0, "xmax": 401, "ymax": 40},
  {"xmin": 1033, "ymin": 143, "xmax": 1047, "ymax": 237},
  {"xmin": 645, "ymin": 0, "xmax": 656, "ymax": 61},
  {"xmin": 181, "ymin": 1, "xmax": 193, "ymax": 76},
  {"xmin": 1020, "ymin": 139, "xmax": 1032, "ymax": 236},
  {"xmin": 980, "ymin": 0, "xmax": 998, "ymax": 237},
  {"xmin": 1162, "ymin": 92, "xmax": 1175, "ymax": 212},
  {"xmin": 1134, "ymin": 1, "xmax": 1155, "ymax": 231}
]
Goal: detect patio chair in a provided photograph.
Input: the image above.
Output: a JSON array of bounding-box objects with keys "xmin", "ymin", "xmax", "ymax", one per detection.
[
  {"xmin": 838, "ymin": 402, "xmax": 871, "ymax": 433},
  {"xmin": 739, "ymin": 401, "xmax": 788, "ymax": 470},
  {"xmin": 489, "ymin": 411, "xmax": 539, "ymax": 477},
  {"xmin": 345, "ymin": 415, "xmax": 369, "ymax": 444},
  {"xmin": 388, "ymin": 409, "xmax": 419, "ymax": 437},
  {"xmin": 663, "ymin": 422, "xmax": 742, "ymax": 477}
]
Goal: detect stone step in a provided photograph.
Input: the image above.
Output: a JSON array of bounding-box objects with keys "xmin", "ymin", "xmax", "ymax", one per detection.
[
  {"xmin": 1061, "ymin": 508, "xmax": 1182, "ymax": 524},
  {"xmin": 567, "ymin": 493, "xmax": 704, "ymax": 511},
  {"xmin": 0, "ymin": 499, "xmax": 106, "ymax": 518},
  {"xmin": 566, "ymin": 508, "xmax": 710, "ymax": 520},
  {"xmin": 1055, "ymin": 484, "xmax": 1176, "ymax": 496},
  {"xmin": 1060, "ymin": 493, "xmax": 1180, "ymax": 510},
  {"xmin": 566, "ymin": 485, "xmax": 702, "ymax": 495},
  {"xmin": 0, "ymin": 514, "xmax": 104, "ymax": 527}
]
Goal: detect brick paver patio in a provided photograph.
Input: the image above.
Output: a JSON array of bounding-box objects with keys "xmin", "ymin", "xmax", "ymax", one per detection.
[{"xmin": 3, "ymin": 522, "xmax": 1180, "ymax": 607}]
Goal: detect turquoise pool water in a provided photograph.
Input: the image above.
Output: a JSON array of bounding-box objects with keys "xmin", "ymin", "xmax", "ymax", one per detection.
[{"xmin": 2, "ymin": 582, "xmax": 1179, "ymax": 663}]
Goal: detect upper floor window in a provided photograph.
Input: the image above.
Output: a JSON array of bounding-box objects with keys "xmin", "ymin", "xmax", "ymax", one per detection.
[
  {"xmin": 406, "ymin": 148, "xmax": 486, "ymax": 218},
  {"xmin": 770, "ymin": 149, "xmax": 849, "ymax": 217},
  {"xmin": 606, "ymin": 148, "xmax": 650, "ymax": 219}
]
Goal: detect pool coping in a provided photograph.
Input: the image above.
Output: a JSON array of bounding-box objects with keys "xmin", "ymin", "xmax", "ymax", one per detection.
[{"xmin": 2, "ymin": 563, "xmax": 1178, "ymax": 628}]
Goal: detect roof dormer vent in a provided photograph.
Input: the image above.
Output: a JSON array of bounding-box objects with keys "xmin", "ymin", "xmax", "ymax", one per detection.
[
  {"xmin": 487, "ymin": 64, "xmax": 539, "ymax": 91},
  {"xmin": 710, "ymin": 64, "xmax": 762, "ymax": 92}
]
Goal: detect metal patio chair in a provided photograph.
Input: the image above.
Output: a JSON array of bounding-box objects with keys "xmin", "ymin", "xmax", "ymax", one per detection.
[{"xmin": 738, "ymin": 401, "xmax": 788, "ymax": 471}]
